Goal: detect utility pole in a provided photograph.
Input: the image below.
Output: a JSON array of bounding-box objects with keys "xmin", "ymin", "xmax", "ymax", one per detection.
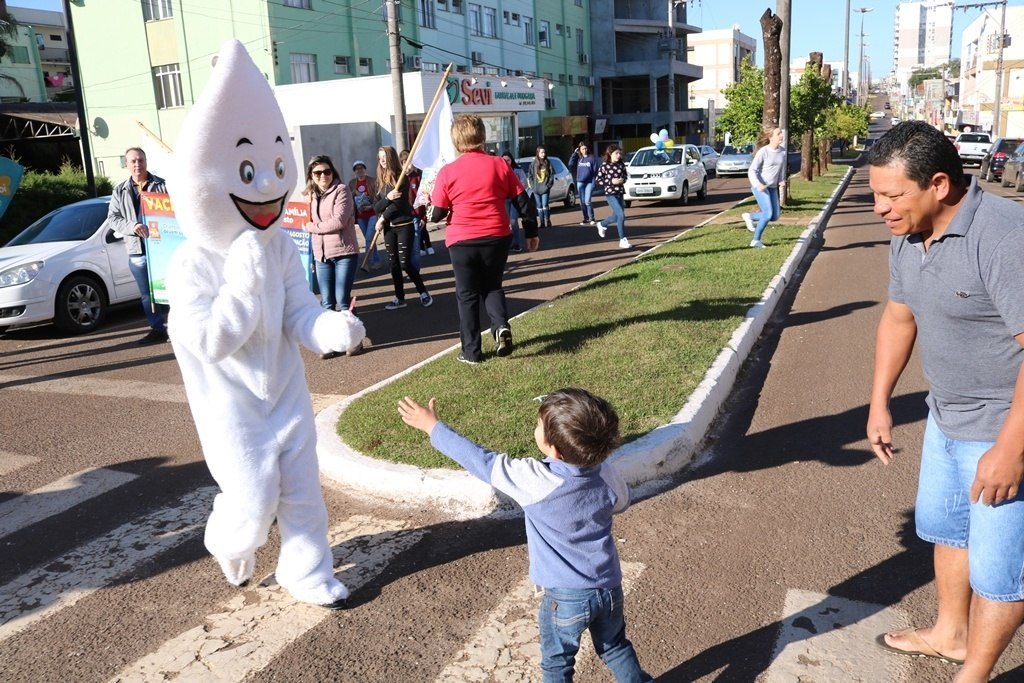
[
  {"xmin": 62, "ymin": 0, "xmax": 95, "ymax": 197},
  {"xmin": 843, "ymin": 0, "xmax": 852, "ymax": 101},
  {"xmin": 385, "ymin": 0, "xmax": 407, "ymax": 152},
  {"xmin": 667, "ymin": 0, "xmax": 676, "ymax": 139},
  {"xmin": 854, "ymin": 7, "xmax": 873, "ymax": 106},
  {"xmin": 778, "ymin": 0, "xmax": 791, "ymax": 203}
]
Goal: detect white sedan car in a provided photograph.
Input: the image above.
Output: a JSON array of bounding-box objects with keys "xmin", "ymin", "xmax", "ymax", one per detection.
[
  {"xmin": 0, "ymin": 196, "xmax": 140, "ymax": 334},
  {"xmin": 624, "ymin": 144, "xmax": 709, "ymax": 206}
]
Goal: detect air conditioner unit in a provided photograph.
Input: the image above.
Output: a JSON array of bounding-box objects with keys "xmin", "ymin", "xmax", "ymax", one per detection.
[
  {"xmin": 578, "ymin": 52, "xmax": 589, "ymax": 64},
  {"xmin": 404, "ymin": 55, "xmax": 422, "ymax": 69},
  {"xmin": 471, "ymin": 51, "xmax": 484, "ymax": 65}
]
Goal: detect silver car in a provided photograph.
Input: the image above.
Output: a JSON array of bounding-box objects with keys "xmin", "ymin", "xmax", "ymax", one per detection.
[
  {"xmin": 715, "ymin": 144, "xmax": 755, "ymax": 177},
  {"xmin": 516, "ymin": 156, "xmax": 578, "ymax": 208},
  {"xmin": 697, "ymin": 145, "xmax": 720, "ymax": 174}
]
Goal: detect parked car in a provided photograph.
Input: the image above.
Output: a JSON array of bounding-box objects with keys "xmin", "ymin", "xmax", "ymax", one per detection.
[
  {"xmin": 1000, "ymin": 142, "xmax": 1024, "ymax": 191},
  {"xmin": 697, "ymin": 145, "xmax": 719, "ymax": 174},
  {"xmin": 0, "ymin": 196, "xmax": 139, "ymax": 335},
  {"xmin": 715, "ymin": 143, "xmax": 755, "ymax": 177},
  {"xmin": 623, "ymin": 144, "xmax": 709, "ymax": 206},
  {"xmin": 953, "ymin": 132, "xmax": 991, "ymax": 166},
  {"xmin": 980, "ymin": 137, "xmax": 1022, "ymax": 182},
  {"xmin": 516, "ymin": 155, "xmax": 577, "ymax": 208}
]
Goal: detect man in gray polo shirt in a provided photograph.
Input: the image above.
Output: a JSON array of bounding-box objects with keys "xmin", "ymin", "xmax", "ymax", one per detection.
[{"xmin": 866, "ymin": 120, "xmax": 1024, "ymax": 681}]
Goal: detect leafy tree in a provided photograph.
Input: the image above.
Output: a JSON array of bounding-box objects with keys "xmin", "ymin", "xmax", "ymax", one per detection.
[
  {"xmin": 791, "ymin": 57, "xmax": 836, "ymax": 180},
  {"xmin": 716, "ymin": 58, "xmax": 764, "ymax": 145},
  {"xmin": 0, "ymin": 8, "xmax": 17, "ymax": 61},
  {"xmin": 908, "ymin": 59, "xmax": 960, "ymax": 89}
]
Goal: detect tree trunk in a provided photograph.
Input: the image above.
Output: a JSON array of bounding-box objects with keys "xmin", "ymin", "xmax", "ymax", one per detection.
[
  {"xmin": 761, "ymin": 9, "xmax": 783, "ymax": 129},
  {"xmin": 819, "ymin": 63, "xmax": 832, "ymax": 174},
  {"xmin": 800, "ymin": 52, "xmax": 823, "ymax": 181}
]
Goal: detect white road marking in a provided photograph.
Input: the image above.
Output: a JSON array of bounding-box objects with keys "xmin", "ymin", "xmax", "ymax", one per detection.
[
  {"xmin": 0, "ymin": 467, "xmax": 138, "ymax": 539},
  {"xmin": 109, "ymin": 515, "xmax": 426, "ymax": 682},
  {"xmin": 0, "ymin": 373, "xmax": 343, "ymax": 413},
  {"xmin": 0, "ymin": 486, "xmax": 215, "ymax": 643},
  {"xmin": 765, "ymin": 589, "xmax": 913, "ymax": 682},
  {"xmin": 0, "ymin": 453, "xmax": 38, "ymax": 477},
  {"xmin": 434, "ymin": 561, "xmax": 645, "ymax": 683}
]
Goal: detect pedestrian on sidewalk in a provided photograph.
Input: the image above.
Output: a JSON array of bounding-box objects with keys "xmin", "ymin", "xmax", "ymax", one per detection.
[
  {"xmin": 569, "ymin": 141, "xmax": 599, "ymax": 225},
  {"xmin": 373, "ymin": 146, "xmax": 433, "ymax": 311},
  {"xmin": 428, "ymin": 114, "xmax": 538, "ymax": 364},
  {"xmin": 866, "ymin": 120, "xmax": 1024, "ymax": 681},
  {"xmin": 500, "ymin": 152, "xmax": 527, "ymax": 253},
  {"xmin": 106, "ymin": 147, "xmax": 169, "ymax": 345},
  {"xmin": 528, "ymin": 146, "xmax": 555, "ymax": 228},
  {"xmin": 594, "ymin": 144, "xmax": 631, "ymax": 249},
  {"xmin": 398, "ymin": 388, "xmax": 652, "ymax": 683},
  {"xmin": 398, "ymin": 149, "xmax": 434, "ymax": 265},
  {"xmin": 348, "ymin": 160, "xmax": 381, "ymax": 270},
  {"xmin": 742, "ymin": 126, "xmax": 787, "ymax": 248}
]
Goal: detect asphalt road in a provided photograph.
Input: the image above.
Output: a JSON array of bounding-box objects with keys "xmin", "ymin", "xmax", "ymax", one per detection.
[{"xmin": 3, "ymin": 158, "xmax": 1024, "ymax": 682}]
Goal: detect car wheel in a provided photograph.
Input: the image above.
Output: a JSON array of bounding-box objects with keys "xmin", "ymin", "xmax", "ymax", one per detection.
[
  {"xmin": 1016, "ymin": 175, "xmax": 1024, "ymax": 193},
  {"xmin": 984, "ymin": 165, "xmax": 994, "ymax": 182},
  {"xmin": 563, "ymin": 185, "xmax": 577, "ymax": 208},
  {"xmin": 678, "ymin": 182, "xmax": 689, "ymax": 206},
  {"xmin": 54, "ymin": 274, "xmax": 107, "ymax": 334},
  {"xmin": 696, "ymin": 175, "xmax": 708, "ymax": 200},
  {"xmin": 624, "ymin": 200, "xmax": 632, "ymax": 209},
  {"xmin": 1002, "ymin": 171, "xmax": 1012, "ymax": 188}
]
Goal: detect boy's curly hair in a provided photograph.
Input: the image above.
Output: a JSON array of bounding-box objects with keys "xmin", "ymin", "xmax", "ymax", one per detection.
[{"xmin": 539, "ymin": 388, "xmax": 620, "ymax": 467}]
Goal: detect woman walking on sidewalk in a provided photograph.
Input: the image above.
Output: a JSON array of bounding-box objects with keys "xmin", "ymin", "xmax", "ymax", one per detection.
[
  {"xmin": 569, "ymin": 142, "xmax": 599, "ymax": 225},
  {"xmin": 373, "ymin": 146, "xmax": 433, "ymax": 311},
  {"xmin": 594, "ymin": 145, "xmax": 630, "ymax": 249},
  {"xmin": 742, "ymin": 126, "xmax": 788, "ymax": 248},
  {"xmin": 528, "ymin": 146, "xmax": 555, "ymax": 228}
]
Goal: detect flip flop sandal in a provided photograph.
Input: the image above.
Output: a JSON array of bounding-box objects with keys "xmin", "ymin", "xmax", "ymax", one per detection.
[{"xmin": 875, "ymin": 628, "xmax": 965, "ymax": 665}]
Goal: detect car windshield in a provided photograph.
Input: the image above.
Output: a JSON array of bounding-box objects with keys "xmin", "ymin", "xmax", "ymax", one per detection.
[
  {"xmin": 958, "ymin": 134, "xmax": 989, "ymax": 143},
  {"xmin": 631, "ymin": 148, "xmax": 683, "ymax": 167},
  {"xmin": 721, "ymin": 144, "xmax": 754, "ymax": 156},
  {"xmin": 6, "ymin": 202, "xmax": 109, "ymax": 246}
]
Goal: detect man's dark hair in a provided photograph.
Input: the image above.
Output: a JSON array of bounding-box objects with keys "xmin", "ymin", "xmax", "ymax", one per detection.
[
  {"xmin": 538, "ymin": 388, "xmax": 620, "ymax": 467},
  {"xmin": 867, "ymin": 121, "xmax": 966, "ymax": 189}
]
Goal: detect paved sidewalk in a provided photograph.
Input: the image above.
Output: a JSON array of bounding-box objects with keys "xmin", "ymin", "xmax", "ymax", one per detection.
[{"xmin": 316, "ymin": 165, "xmax": 856, "ymax": 516}]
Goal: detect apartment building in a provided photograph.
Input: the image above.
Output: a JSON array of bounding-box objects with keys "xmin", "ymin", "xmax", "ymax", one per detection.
[
  {"xmin": 7, "ymin": 5, "xmax": 72, "ymax": 101},
  {"xmin": 0, "ymin": 7, "xmax": 47, "ymax": 102},
  {"xmin": 958, "ymin": 6, "xmax": 1024, "ymax": 136},
  {"xmin": 688, "ymin": 27, "xmax": 756, "ymax": 111},
  {"xmin": 892, "ymin": 0, "xmax": 954, "ymax": 98}
]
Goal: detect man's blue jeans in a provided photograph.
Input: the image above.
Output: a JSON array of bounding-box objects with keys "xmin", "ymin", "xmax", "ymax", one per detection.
[
  {"xmin": 128, "ymin": 254, "xmax": 166, "ymax": 332},
  {"xmin": 314, "ymin": 255, "xmax": 358, "ymax": 311},
  {"xmin": 538, "ymin": 586, "xmax": 651, "ymax": 683},
  {"xmin": 750, "ymin": 185, "xmax": 780, "ymax": 242},
  {"xmin": 577, "ymin": 181, "xmax": 595, "ymax": 221}
]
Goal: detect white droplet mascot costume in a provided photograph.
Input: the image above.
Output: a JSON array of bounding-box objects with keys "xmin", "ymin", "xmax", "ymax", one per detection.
[{"xmin": 166, "ymin": 40, "xmax": 364, "ymax": 607}]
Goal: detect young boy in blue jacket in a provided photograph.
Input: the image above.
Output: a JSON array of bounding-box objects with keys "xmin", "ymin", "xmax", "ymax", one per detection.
[{"xmin": 398, "ymin": 388, "xmax": 651, "ymax": 682}]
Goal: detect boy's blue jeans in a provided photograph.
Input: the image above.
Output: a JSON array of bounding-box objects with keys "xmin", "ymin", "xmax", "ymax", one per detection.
[{"xmin": 538, "ymin": 586, "xmax": 651, "ymax": 683}]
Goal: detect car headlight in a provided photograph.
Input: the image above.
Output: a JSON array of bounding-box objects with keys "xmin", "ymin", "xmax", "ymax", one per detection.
[
  {"xmin": 659, "ymin": 169, "xmax": 679, "ymax": 179},
  {"xmin": 0, "ymin": 261, "xmax": 44, "ymax": 288}
]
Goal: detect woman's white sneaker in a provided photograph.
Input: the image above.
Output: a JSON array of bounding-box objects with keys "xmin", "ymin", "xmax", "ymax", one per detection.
[
  {"xmin": 618, "ymin": 238, "xmax": 631, "ymax": 249},
  {"xmin": 742, "ymin": 213, "xmax": 755, "ymax": 232}
]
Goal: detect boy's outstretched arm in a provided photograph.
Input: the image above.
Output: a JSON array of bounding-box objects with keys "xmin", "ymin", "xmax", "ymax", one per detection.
[{"xmin": 398, "ymin": 396, "xmax": 440, "ymax": 435}]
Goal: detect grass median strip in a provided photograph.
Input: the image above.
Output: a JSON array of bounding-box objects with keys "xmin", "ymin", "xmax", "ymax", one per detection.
[{"xmin": 339, "ymin": 167, "xmax": 848, "ymax": 469}]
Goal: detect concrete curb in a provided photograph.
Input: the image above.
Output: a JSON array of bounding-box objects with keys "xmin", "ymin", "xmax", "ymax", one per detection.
[{"xmin": 317, "ymin": 165, "xmax": 857, "ymax": 517}]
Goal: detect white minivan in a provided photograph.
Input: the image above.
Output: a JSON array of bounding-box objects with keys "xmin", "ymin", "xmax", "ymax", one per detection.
[{"xmin": 624, "ymin": 144, "xmax": 709, "ymax": 206}]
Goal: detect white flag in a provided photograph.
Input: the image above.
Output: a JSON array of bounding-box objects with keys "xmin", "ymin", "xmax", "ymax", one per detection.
[{"xmin": 412, "ymin": 93, "xmax": 456, "ymax": 173}]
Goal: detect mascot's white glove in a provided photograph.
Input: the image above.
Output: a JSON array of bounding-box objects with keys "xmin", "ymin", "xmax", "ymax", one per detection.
[{"xmin": 224, "ymin": 230, "xmax": 267, "ymax": 297}]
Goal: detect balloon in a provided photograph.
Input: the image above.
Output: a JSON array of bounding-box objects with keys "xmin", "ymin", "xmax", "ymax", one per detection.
[
  {"xmin": 650, "ymin": 133, "xmax": 660, "ymax": 144},
  {"xmin": 658, "ymin": 129, "xmax": 669, "ymax": 140},
  {"xmin": 663, "ymin": 139, "xmax": 674, "ymax": 149},
  {"xmin": 655, "ymin": 140, "xmax": 665, "ymax": 150}
]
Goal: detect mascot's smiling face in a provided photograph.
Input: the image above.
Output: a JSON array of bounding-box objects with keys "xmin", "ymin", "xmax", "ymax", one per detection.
[{"xmin": 169, "ymin": 40, "xmax": 297, "ymax": 252}]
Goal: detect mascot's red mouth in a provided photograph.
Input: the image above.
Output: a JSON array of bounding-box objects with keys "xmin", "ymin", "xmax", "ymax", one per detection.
[{"xmin": 230, "ymin": 194, "xmax": 287, "ymax": 230}]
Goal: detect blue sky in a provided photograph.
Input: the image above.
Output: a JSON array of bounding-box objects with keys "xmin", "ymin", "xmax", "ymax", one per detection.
[
  {"xmin": 11, "ymin": 0, "xmax": 1022, "ymax": 79},
  {"xmin": 694, "ymin": 0, "xmax": 1024, "ymax": 77}
]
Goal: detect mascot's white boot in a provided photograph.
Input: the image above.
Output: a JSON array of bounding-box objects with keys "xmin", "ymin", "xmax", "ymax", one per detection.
[{"xmin": 166, "ymin": 39, "xmax": 365, "ymax": 608}]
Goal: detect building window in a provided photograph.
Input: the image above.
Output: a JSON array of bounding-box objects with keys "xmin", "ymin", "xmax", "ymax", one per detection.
[
  {"xmin": 451, "ymin": 0, "xmax": 463, "ymax": 14},
  {"xmin": 510, "ymin": 12, "xmax": 520, "ymax": 26},
  {"xmin": 291, "ymin": 53, "xmax": 317, "ymax": 83},
  {"xmin": 358, "ymin": 57, "xmax": 372, "ymax": 75},
  {"xmin": 524, "ymin": 16, "xmax": 535, "ymax": 46},
  {"xmin": 419, "ymin": 0, "xmax": 436, "ymax": 28},
  {"xmin": 575, "ymin": 0, "xmax": 582, "ymax": 5},
  {"xmin": 283, "ymin": 0, "xmax": 311, "ymax": 7},
  {"xmin": 437, "ymin": 0, "xmax": 448, "ymax": 10},
  {"xmin": 49, "ymin": 34, "xmax": 63, "ymax": 42},
  {"xmin": 483, "ymin": 7, "xmax": 497, "ymax": 38},
  {"xmin": 577, "ymin": 28, "xmax": 584, "ymax": 55},
  {"xmin": 141, "ymin": 0, "xmax": 173, "ymax": 21},
  {"xmin": 468, "ymin": 4, "xmax": 482, "ymax": 36},
  {"xmin": 334, "ymin": 55, "xmax": 350, "ymax": 75},
  {"xmin": 152, "ymin": 63, "xmax": 184, "ymax": 109},
  {"xmin": 556, "ymin": 24, "xmax": 563, "ymax": 37},
  {"xmin": 539, "ymin": 20, "xmax": 550, "ymax": 48}
]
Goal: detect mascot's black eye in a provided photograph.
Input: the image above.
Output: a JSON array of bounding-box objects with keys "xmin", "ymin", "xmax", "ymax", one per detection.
[
  {"xmin": 239, "ymin": 160, "xmax": 255, "ymax": 184},
  {"xmin": 275, "ymin": 157, "xmax": 286, "ymax": 179}
]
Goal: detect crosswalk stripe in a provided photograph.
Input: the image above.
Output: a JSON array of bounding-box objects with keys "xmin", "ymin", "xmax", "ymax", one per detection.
[
  {"xmin": 0, "ymin": 486, "xmax": 216, "ymax": 643},
  {"xmin": 0, "ymin": 452, "xmax": 38, "ymax": 477},
  {"xmin": 765, "ymin": 589, "xmax": 913, "ymax": 682},
  {"xmin": 109, "ymin": 515, "xmax": 426, "ymax": 682},
  {"xmin": 0, "ymin": 467, "xmax": 138, "ymax": 539},
  {"xmin": 0, "ymin": 373, "xmax": 343, "ymax": 412},
  {"xmin": 434, "ymin": 561, "xmax": 645, "ymax": 682}
]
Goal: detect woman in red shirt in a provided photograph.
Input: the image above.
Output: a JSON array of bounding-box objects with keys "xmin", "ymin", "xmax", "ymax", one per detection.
[{"xmin": 429, "ymin": 115, "xmax": 538, "ymax": 364}]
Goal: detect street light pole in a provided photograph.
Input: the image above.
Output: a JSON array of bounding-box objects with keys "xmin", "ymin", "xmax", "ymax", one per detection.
[
  {"xmin": 855, "ymin": 7, "xmax": 873, "ymax": 106},
  {"xmin": 667, "ymin": 0, "xmax": 676, "ymax": 139},
  {"xmin": 843, "ymin": 0, "xmax": 852, "ymax": 101}
]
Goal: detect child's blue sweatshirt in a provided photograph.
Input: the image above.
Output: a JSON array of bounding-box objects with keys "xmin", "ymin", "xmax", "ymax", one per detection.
[{"xmin": 430, "ymin": 422, "xmax": 629, "ymax": 589}]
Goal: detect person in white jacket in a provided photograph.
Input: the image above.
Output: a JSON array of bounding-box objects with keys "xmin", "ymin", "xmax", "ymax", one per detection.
[
  {"xmin": 741, "ymin": 126, "xmax": 788, "ymax": 248},
  {"xmin": 166, "ymin": 40, "xmax": 365, "ymax": 609}
]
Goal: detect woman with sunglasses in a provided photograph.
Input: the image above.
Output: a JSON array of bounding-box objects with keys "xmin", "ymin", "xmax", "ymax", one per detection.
[{"xmin": 302, "ymin": 155, "xmax": 361, "ymax": 357}]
